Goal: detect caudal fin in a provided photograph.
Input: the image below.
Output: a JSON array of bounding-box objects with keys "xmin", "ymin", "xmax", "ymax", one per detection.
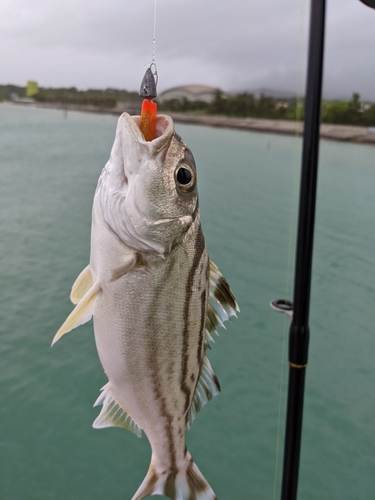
[{"xmin": 131, "ymin": 452, "xmax": 217, "ymax": 500}]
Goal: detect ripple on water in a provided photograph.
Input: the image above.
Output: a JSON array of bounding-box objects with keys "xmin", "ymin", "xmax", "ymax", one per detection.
[{"xmin": 1, "ymin": 105, "xmax": 374, "ymax": 500}]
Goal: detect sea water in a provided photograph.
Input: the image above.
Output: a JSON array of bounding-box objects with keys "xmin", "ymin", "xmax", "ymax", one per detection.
[{"xmin": 0, "ymin": 103, "xmax": 374, "ymax": 500}]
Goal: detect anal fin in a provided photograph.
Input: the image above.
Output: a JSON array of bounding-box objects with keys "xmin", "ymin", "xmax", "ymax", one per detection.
[
  {"xmin": 51, "ymin": 282, "xmax": 100, "ymax": 346},
  {"xmin": 93, "ymin": 383, "xmax": 142, "ymax": 437}
]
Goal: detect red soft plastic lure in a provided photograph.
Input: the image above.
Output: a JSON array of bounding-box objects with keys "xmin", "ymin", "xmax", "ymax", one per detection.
[{"xmin": 139, "ymin": 99, "xmax": 157, "ymax": 141}]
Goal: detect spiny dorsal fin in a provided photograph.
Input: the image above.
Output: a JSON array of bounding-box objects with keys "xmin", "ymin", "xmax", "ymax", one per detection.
[
  {"xmin": 205, "ymin": 260, "xmax": 239, "ymax": 339},
  {"xmin": 51, "ymin": 282, "xmax": 100, "ymax": 346},
  {"xmin": 93, "ymin": 383, "xmax": 142, "ymax": 437},
  {"xmin": 70, "ymin": 265, "xmax": 94, "ymax": 305},
  {"xmin": 186, "ymin": 355, "xmax": 220, "ymax": 428},
  {"xmin": 186, "ymin": 261, "xmax": 239, "ymax": 427}
]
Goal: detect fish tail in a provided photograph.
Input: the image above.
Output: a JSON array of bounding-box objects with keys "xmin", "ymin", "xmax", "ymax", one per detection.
[{"xmin": 131, "ymin": 451, "xmax": 217, "ymax": 500}]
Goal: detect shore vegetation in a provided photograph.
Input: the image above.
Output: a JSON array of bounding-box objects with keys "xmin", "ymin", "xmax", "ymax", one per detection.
[
  {"xmin": 159, "ymin": 90, "xmax": 375, "ymax": 127},
  {"xmin": 1, "ymin": 85, "xmax": 374, "ymax": 127},
  {"xmin": 0, "ymin": 84, "xmax": 141, "ymax": 109}
]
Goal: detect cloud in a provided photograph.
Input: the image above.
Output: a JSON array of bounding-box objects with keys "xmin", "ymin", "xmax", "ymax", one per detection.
[{"xmin": 1, "ymin": 0, "xmax": 374, "ymax": 100}]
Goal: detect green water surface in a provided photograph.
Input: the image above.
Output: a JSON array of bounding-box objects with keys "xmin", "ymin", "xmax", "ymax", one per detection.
[{"xmin": 1, "ymin": 104, "xmax": 374, "ymax": 500}]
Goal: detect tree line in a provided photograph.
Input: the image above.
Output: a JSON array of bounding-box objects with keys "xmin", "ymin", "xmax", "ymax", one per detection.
[
  {"xmin": 34, "ymin": 86, "xmax": 142, "ymax": 108},
  {"xmin": 0, "ymin": 85, "xmax": 141, "ymax": 109},
  {"xmin": 159, "ymin": 90, "xmax": 375, "ymax": 127},
  {"xmin": 1, "ymin": 84, "xmax": 374, "ymax": 126}
]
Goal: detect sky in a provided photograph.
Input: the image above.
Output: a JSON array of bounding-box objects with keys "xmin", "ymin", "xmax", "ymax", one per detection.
[{"xmin": 1, "ymin": 0, "xmax": 375, "ymax": 101}]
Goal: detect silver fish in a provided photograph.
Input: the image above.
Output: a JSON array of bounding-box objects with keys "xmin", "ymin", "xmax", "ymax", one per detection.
[{"xmin": 52, "ymin": 113, "xmax": 239, "ymax": 500}]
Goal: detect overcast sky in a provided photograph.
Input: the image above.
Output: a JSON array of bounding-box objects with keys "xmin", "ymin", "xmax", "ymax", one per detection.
[{"xmin": 1, "ymin": 0, "xmax": 375, "ymax": 100}]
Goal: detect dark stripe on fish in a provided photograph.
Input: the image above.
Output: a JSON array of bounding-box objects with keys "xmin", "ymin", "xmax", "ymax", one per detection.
[
  {"xmin": 197, "ymin": 289, "xmax": 206, "ymax": 364},
  {"xmin": 134, "ymin": 465, "xmax": 158, "ymax": 500},
  {"xmin": 146, "ymin": 254, "xmax": 179, "ymax": 474},
  {"xmin": 213, "ymin": 373, "xmax": 221, "ymax": 392},
  {"xmin": 150, "ymin": 365, "xmax": 177, "ymax": 474},
  {"xmin": 186, "ymin": 457, "xmax": 209, "ymax": 496},
  {"xmin": 214, "ymin": 276, "xmax": 237, "ymax": 311},
  {"xmin": 181, "ymin": 225, "xmax": 205, "ymax": 414},
  {"xmin": 164, "ymin": 470, "xmax": 177, "ymax": 500}
]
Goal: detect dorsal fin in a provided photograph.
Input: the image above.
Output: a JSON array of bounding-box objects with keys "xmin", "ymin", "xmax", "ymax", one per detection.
[
  {"xmin": 186, "ymin": 355, "xmax": 220, "ymax": 428},
  {"xmin": 186, "ymin": 260, "xmax": 239, "ymax": 427},
  {"xmin": 206, "ymin": 260, "xmax": 239, "ymax": 339},
  {"xmin": 93, "ymin": 383, "xmax": 142, "ymax": 437}
]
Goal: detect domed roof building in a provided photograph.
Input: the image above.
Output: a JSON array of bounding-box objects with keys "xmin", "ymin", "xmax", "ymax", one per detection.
[{"xmin": 158, "ymin": 85, "xmax": 222, "ymax": 103}]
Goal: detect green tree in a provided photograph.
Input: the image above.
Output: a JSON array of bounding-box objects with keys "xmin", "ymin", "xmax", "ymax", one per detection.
[
  {"xmin": 256, "ymin": 94, "xmax": 275, "ymax": 118},
  {"xmin": 345, "ymin": 92, "xmax": 362, "ymax": 125},
  {"xmin": 209, "ymin": 89, "xmax": 227, "ymax": 115}
]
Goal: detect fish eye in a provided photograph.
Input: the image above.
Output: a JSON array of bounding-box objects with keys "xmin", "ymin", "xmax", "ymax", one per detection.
[{"xmin": 175, "ymin": 164, "xmax": 195, "ymax": 194}]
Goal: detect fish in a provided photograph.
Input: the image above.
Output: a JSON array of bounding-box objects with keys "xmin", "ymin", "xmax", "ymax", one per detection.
[{"xmin": 52, "ymin": 112, "xmax": 239, "ymax": 500}]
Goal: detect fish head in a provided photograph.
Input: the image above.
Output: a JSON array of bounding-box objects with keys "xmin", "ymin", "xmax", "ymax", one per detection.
[{"xmin": 96, "ymin": 112, "xmax": 199, "ymax": 255}]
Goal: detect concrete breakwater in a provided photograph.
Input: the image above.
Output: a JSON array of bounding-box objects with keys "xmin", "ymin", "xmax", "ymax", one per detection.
[
  {"xmin": 168, "ymin": 113, "xmax": 375, "ymax": 145},
  {"xmin": 28, "ymin": 102, "xmax": 375, "ymax": 145}
]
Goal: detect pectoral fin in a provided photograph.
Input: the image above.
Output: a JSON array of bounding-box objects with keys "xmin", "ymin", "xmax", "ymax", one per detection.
[
  {"xmin": 110, "ymin": 252, "xmax": 147, "ymax": 282},
  {"xmin": 51, "ymin": 282, "xmax": 100, "ymax": 346},
  {"xmin": 70, "ymin": 265, "xmax": 94, "ymax": 304}
]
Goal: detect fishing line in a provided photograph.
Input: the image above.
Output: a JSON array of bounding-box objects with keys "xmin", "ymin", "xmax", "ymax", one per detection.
[
  {"xmin": 271, "ymin": 2, "xmax": 308, "ymax": 498},
  {"xmin": 152, "ymin": 0, "xmax": 157, "ymax": 66},
  {"xmin": 143, "ymin": 0, "xmax": 158, "ymax": 85},
  {"xmin": 272, "ymin": 186, "xmax": 300, "ymax": 500},
  {"xmin": 149, "ymin": 0, "xmax": 159, "ymax": 85}
]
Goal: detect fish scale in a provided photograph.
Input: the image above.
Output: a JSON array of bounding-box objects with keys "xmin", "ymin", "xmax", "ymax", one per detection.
[
  {"xmin": 52, "ymin": 112, "xmax": 239, "ymax": 500},
  {"xmin": 92, "ymin": 222, "xmax": 208, "ymax": 474}
]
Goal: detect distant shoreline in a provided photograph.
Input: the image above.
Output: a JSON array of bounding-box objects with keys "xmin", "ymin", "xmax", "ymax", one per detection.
[
  {"xmin": 8, "ymin": 101, "xmax": 375, "ymax": 145},
  {"xmin": 168, "ymin": 112, "xmax": 375, "ymax": 145}
]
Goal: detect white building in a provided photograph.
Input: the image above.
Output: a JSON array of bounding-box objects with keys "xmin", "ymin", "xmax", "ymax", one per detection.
[{"xmin": 158, "ymin": 85, "xmax": 221, "ymax": 103}]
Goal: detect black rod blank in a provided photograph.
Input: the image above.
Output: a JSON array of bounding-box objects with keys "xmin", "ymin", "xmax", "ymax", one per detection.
[
  {"xmin": 358, "ymin": 0, "xmax": 375, "ymax": 9},
  {"xmin": 280, "ymin": 1, "xmax": 326, "ymax": 499}
]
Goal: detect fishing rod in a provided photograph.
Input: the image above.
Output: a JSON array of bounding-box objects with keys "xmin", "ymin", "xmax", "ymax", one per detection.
[
  {"xmin": 359, "ymin": 0, "xmax": 375, "ymax": 8},
  {"xmin": 271, "ymin": 0, "xmax": 375, "ymax": 499},
  {"xmin": 271, "ymin": 1, "xmax": 327, "ymax": 497}
]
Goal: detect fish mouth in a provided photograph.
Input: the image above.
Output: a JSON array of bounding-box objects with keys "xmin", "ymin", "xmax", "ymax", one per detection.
[
  {"xmin": 118, "ymin": 112, "xmax": 175, "ymax": 199},
  {"xmin": 97, "ymin": 112, "xmax": 179, "ymax": 255},
  {"xmin": 116, "ymin": 113, "xmax": 175, "ymax": 184},
  {"xmin": 124, "ymin": 114, "xmax": 174, "ymax": 160},
  {"xmin": 132, "ymin": 114, "xmax": 173, "ymax": 143}
]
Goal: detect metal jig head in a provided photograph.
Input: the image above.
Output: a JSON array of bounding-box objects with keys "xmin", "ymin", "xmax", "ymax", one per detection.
[{"xmin": 139, "ymin": 65, "xmax": 158, "ymax": 99}]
